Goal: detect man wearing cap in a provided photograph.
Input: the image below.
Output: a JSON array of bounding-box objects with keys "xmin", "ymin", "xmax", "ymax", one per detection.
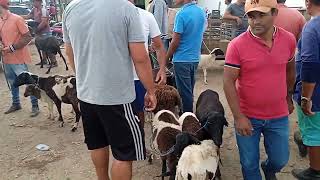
[
  {"xmin": 223, "ymin": 0, "xmax": 296, "ymax": 179},
  {"xmin": 291, "ymin": 0, "xmax": 320, "ymax": 179},
  {"xmin": 0, "ymin": 0, "xmax": 39, "ymax": 116}
]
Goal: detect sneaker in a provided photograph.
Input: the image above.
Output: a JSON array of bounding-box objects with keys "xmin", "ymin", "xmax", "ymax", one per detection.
[
  {"xmin": 30, "ymin": 106, "xmax": 40, "ymax": 117},
  {"xmin": 294, "ymin": 131, "xmax": 308, "ymax": 157},
  {"xmin": 4, "ymin": 105, "xmax": 22, "ymax": 114},
  {"xmin": 292, "ymin": 168, "xmax": 320, "ymax": 180},
  {"xmin": 261, "ymin": 161, "xmax": 278, "ymax": 180}
]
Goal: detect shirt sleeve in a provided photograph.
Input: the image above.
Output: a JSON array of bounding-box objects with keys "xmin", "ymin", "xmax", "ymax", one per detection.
[
  {"xmin": 300, "ymin": 24, "xmax": 320, "ymax": 83},
  {"xmin": 226, "ymin": 4, "xmax": 233, "ymax": 14},
  {"xmin": 126, "ymin": 5, "xmax": 145, "ymax": 43},
  {"xmin": 173, "ymin": 12, "xmax": 184, "ymax": 34},
  {"xmin": 224, "ymin": 41, "xmax": 241, "ymax": 69},
  {"xmin": 16, "ymin": 16, "xmax": 29, "ymax": 35},
  {"xmin": 149, "ymin": 14, "xmax": 161, "ymax": 38}
]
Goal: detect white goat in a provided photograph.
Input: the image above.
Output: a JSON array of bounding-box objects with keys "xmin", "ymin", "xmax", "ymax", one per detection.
[
  {"xmin": 175, "ymin": 140, "xmax": 220, "ymax": 180},
  {"xmin": 199, "ymin": 48, "xmax": 225, "ymax": 84}
]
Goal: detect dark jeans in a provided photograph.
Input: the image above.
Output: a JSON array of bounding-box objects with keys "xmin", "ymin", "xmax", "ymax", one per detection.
[
  {"xmin": 236, "ymin": 116, "xmax": 289, "ymax": 180},
  {"xmin": 173, "ymin": 62, "xmax": 198, "ymax": 113}
]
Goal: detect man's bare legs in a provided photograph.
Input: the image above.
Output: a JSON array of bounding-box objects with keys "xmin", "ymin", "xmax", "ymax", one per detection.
[
  {"xmin": 112, "ymin": 160, "xmax": 133, "ymax": 180},
  {"xmin": 91, "ymin": 147, "xmax": 110, "ymax": 180}
]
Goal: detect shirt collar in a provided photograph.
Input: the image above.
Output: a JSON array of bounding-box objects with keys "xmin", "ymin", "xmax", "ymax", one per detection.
[
  {"xmin": 1, "ymin": 10, "xmax": 10, "ymax": 21},
  {"xmin": 249, "ymin": 26, "xmax": 278, "ymax": 40},
  {"xmin": 182, "ymin": 1, "xmax": 196, "ymax": 9}
]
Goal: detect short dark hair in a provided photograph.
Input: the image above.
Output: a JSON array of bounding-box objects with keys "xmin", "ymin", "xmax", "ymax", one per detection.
[
  {"xmin": 310, "ymin": 0, "xmax": 320, "ymax": 6},
  {"xmin": 277, "ymin": 0, "xmax": 286, "ymax": 3}
]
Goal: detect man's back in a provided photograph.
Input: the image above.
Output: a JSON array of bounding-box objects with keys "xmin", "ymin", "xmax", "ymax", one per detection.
[
  {"xmin": 173, "ymin": 2, "xmax": 205, "ymax": 62},
  {"xmin": 274, "ymin": 4, "xmax": 306, "ymax": 40},
  {"xmin": 63, "ymin": 0, "xmax": 144, "ymax": 105}
]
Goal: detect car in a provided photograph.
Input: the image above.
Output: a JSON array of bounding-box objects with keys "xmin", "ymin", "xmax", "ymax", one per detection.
[{"xmin": 9, "ymin": 5, "xmax": 31, "ymax": 16}]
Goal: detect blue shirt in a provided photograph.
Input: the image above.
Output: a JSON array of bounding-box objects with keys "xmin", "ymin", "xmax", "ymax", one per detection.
[
  {"xmin": 294, "ymin": 16, "xmax": 320, "ymax": 112},
  {"xmin": 173, "ymin": 2, "xmax": 206, "ymax": 62}
]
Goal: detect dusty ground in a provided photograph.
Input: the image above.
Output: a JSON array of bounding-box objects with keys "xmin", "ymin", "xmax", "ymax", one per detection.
[{"xmin": 0, "ymin": 45, "xmax": 308, "ymax": 180}]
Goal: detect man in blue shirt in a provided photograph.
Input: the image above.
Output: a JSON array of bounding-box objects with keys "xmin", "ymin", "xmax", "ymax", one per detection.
[
  {"xmin": 292, "ymin": 0, "xmax": 320, "ymax": 179},
  {"xmin": 165, "ymin": 0, "xmax": 205, "ymax": 112}
]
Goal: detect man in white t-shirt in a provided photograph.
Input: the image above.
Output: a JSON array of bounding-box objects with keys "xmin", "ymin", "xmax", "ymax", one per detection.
[{"xmin": 129, "ymin": 0, "xmax": 167, "ymax": 126}]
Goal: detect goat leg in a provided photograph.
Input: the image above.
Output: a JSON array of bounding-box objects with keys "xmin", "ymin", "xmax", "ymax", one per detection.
[
  {"xmin": 58, "ymin": 49, "xmax": 69, "ymax": 71},
  {"xmin": 38, "ymin": 48, "xmax": 44, "ymax": 68},
  {"xmin": 55, "ymin": 101, "xmax": 64, "ymax": 127},
  {"xmin": 48, "ymin": 101, "xmax": 54, "ymax": 120},
  {"xmin": 71, "ymin": 101, "xmax": 81, "ymax": 132},
  {"xmin": 203, "ymin": 68, "xmax": 208, "ymax": 85},
  {"xmin": 161, "ymin": 159, "xmax": 167, "ymax": 180},
  {"xmin": 46, "ymin": 53, "xmax": 52, "ymax": 74}
]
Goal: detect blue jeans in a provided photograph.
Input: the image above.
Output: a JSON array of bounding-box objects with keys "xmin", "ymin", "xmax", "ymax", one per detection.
[
  {"xmin": 173, "ymin": 62, "xmax": 198, "ymax": 113},
  {"xmin": 236, "ymin": 116, "xmax": 289, "ymax": 180},
  {"xmin": 3, "ymin": 64, "xmax": 38, "ymax": 107}
]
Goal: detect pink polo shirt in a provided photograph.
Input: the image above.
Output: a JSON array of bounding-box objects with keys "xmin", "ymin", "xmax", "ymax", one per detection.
[
  {"xmin": 274, "ymin": 4, "xmax": 306, "ymax": 41},
  {"xmin": 225, "ymin": 27, "xmax": 296, "ymax": 119}
]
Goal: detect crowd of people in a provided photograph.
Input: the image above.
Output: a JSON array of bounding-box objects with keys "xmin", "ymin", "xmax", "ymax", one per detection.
[{"xmin": 0, "ymin": 0, "xmax": 319, "ymax": 179}]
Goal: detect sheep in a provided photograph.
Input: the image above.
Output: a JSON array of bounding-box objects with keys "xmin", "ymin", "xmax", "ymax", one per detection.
[
  {"xmin": 151, "ymin": 110, "xmax": 181, "ymax": 180},
  {"xmin": 199, "ymin": 48, "xmax": 225, "ymax": 84},
  {"xmin": 196, "ymin": 89, "xmax": 228, "ymax": 147},
  {"xmin": 146, "ymin": 84, "xmax": 182, "ymax": 164},
  {"xmin": 14, "ymin": 72, "xmax": 80, "ymax": 131},
  {"xmin": 153, "ymin": 84, "xmax": 182, "ymax": 115},
  {"xmin": 175, "ymin": 140, "xmax": 220, "ymax": 180},
  {"xmin": 35, "ymin": 35, "xmax": 68, "ymax": 74}
]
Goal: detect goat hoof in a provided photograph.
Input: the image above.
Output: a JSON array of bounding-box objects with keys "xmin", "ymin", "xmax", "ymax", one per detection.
[
  {"xmin": 204, "ymin": 81, "xmax": 208, "ymax": 85},
  {"xmin": 148, "ymin": 155, "xmax": 153, "ymax": 164},
  {"xmin": 59, "ymin": 122, "xmax": 64, "ymax": 127},
  {"xmin": 71, "ymin": 127, "xmax": 77, "ymax": 132}
]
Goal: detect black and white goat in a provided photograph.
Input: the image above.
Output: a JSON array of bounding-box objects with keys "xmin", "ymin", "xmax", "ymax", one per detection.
[
  {"xmin": 151, "ymin": 110, "xmax": 182, "ymax": 180},
  {"xmin": 195, "ymin": 89, "xmax": 228, "ymax": 147},
  {"xmin": 14, "ymin": 72, "xmax": 80, "ymax": 131},
  {"xmin": 35, "ymin": 36, "xmax": 68, "ymax": 74},
  {"xmin": 175, "ymin": 139, "xmax": 220, "ymax": 180},
  {"xmin": 199, "ymin": 48, "xmax": 225, "ymax": 84}
]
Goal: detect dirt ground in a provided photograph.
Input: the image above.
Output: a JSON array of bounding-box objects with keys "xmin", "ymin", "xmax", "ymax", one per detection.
[{"xmin": 0, "ymin": 45, "xmax": 309, "ymax": 180}]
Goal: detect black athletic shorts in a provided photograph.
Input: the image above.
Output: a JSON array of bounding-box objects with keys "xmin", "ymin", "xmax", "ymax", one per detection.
[{"xmin": 79, "ymin": 100, "xmax": 146, "ymax": 161}]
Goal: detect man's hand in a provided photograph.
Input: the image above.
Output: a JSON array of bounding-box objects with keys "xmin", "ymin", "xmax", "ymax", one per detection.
[
  {"xmin": 235, "ymin": 114, "xmax": 253, "ymax": 136},
  {"xmin": 144, "ymin": 91, "xmax": 157, "ymax": 111},
  {"xmin": 155, "ymin": 68, "xmax": 167, "ymax": 85},
  {"xmin": 287, "ymin": 96, "xmax": 294, "ymax": 114},
  {"xmin": 236, "ymin": 17, "xmax": 243, "ymax": 26},
  {"xmin": 301, "ymin": 99, "xmax": 315, "ymax": 116},
  {"xmin": 2, "ymin": 47, "xmax": 11, "ymax": 54}
]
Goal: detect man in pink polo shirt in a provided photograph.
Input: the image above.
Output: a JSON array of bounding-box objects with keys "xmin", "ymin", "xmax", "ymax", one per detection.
[
  {"xmin": 274, "ymin": 0, "xmax": 306, "ymax": 41},
  {"xmin": 223, "ymin": 0, "xmax": 296, "ymax": 179}
]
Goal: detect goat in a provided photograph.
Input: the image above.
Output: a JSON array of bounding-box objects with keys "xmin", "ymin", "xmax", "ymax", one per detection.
[
  {"xmin": 14, "ymin": 72, "xmax": 80, "ymax": 131},
  {"xmin": 151, "ymin": 110, "xmax": 181, "ymax": 180},
  {"xmin": 146, "ymin": 84, "xmax": 182, "ymax": 164},
  {"xmin": 199, "ymin": 48, "xmax": 225, "ymax": 84},
  {"xmin": 195, "ymin": 89, "xmax": 228, "ymax": 147},
  {"xmin": 175, "ymin": 139, "xmax": 220, "ymax": 180},
  {"xmin": 35, "ymin": 36, "xmax": 68, "ymax": 74}
]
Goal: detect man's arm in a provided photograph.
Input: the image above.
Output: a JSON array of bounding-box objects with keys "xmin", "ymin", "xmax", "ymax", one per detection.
[
  {"xmin": 165, "ymin": 32, "xmax": 180, "ymax": 61},
  {"xmin": 286, "ymin": 58, "xmax": 296, "ymax": 114},
  {"xmin": 13, "ymin": 32, "xmax": 32, "ymax": 50},
  {"xmin": 65, "ymin": 43, "xmax": 75, "ymax": 73},
  {"xmin": 36, "ymin": 16, "xmax": 49, "ymax": 33},
  {"xmin": 152, "ymin": 35, "xmax": 167, "ymax": 84},
  {"xmin": 130, "ymin": 42, "xmax": 155, "ymax": 92},
  {"xmin": 223, "ymin": 9, "xmax": 242, "ymax": 25}
]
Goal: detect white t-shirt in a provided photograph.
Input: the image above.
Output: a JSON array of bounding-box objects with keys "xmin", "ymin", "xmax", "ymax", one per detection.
[{"xmin": 133, "ymin": 8, "xmax": 161, "ymax": 80}]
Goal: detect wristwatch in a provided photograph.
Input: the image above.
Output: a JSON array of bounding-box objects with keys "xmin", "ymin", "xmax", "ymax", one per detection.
[{"xmin": 301, "ymin": 96, "xmax": 311, "ymax": 104}]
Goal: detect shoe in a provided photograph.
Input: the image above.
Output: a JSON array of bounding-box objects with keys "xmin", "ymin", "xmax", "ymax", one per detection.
[
  {"xmin": 4, "ymin": 105, "xmax": 22, "ymax": 114},
  {"xmin": 30, "ymin": 106, "xmax": 40, "ymax": 117},
  {"xmin": 292, "ymin": 168, "xmax": 320, "ymax": 180},
  {"xmin": 294, "ymin": 131, "xmax": 308, "ymax": 158},
  {"xmin": 261, "ymin": 161, "xmax": 278, "ymax": 180}
]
